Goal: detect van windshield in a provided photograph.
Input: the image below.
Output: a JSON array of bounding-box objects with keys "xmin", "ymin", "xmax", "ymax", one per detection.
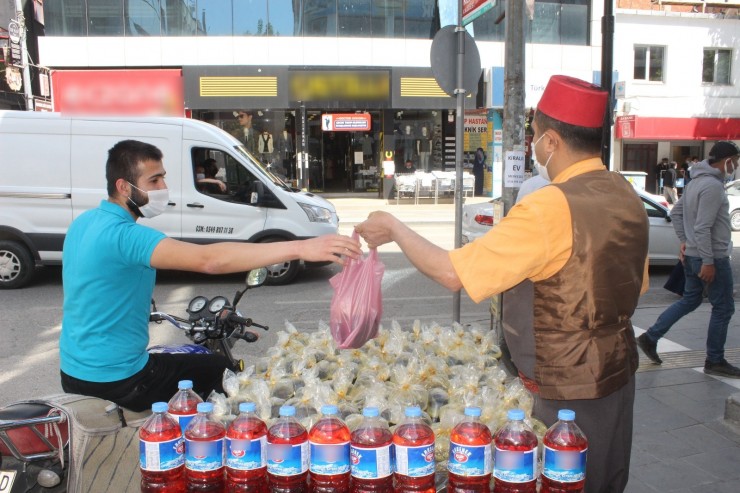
[{"xmin": 235, "ymin": 146, "xmax": 292, "ymax": 192}]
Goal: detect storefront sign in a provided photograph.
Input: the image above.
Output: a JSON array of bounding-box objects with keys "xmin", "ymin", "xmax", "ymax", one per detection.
[
  {"xmin": 464, "ymin": 114, "xmax": 488, "ymax": 133},
  {"xmin": 321, "ymin": 113, "xmax": 372, "ymax": 132},
  {"xmin": 52, "ymin": 69, "xmax": 184, "ymax": 116},
  {"xmin": 463, "ymin": 0, "xmax": 497, "ymax": 25},
  {"xmin": 290, "ymin": 71, "xmax": 389, "ymax": 103}
]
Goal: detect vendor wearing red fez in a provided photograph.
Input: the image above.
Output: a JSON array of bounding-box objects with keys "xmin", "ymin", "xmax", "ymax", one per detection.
[{"xmin": 355, "ymin": 74, "xmax": 649, "ymax": 493}]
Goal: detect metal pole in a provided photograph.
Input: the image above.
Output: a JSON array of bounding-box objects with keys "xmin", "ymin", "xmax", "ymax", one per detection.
[
  {"xmin": 452, "ymin": 0, "xmax": 466, "ymax": 323},
  {"xmin": 14, "ymin": 0, "xmax": 33, "ymax": 110},
  {"xmin": 601, "ymin": 0, "xmax": 615, "ymax": 168}
]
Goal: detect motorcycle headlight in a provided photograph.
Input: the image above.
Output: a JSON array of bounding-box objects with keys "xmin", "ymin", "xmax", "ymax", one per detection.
[{"xmin": 298, "ymin": 202, "xmax": 333, "ymax": 223}]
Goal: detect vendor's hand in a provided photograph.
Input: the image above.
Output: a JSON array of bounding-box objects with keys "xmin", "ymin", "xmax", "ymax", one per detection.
[
  {"xmin": 300, "ymin": 234, "xmax": 361, "ymax": 266},
  {"xmin": 699, "ymin": 263, "xmax": 715, "ymax": 284},
  {"xmin": 355, "ymin": 211, "xmax": 397, "ymax": 249}
]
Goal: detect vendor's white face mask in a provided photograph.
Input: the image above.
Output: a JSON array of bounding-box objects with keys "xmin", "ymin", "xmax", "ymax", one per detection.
[
  {"xmin": 128, "ymin": 182, "xmax": 170, "ymax": 219},
  {"xmin": 533, "ymin": 132, "xmax": 554, "ymax": 182}
]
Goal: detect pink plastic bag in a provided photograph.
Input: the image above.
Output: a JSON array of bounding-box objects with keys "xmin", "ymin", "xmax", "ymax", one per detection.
[{"xmin": 329, "ymin": 233, "xmax": 385, "ymax": 349}]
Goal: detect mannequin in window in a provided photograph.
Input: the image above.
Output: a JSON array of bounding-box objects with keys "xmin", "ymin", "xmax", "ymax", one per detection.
[
  {"xmin": 257, "ymin": 130, "xmax": 274, "ymax": 165},
  {"xmin": 403, "ymin": 125, "xmax": 415, "ymax": 163},
  {"xmin": 416, "ymin": 126, "xmax": 432, "ymax": 172},
  {"xmin": 235, "ymin": 110, "xmax": 257, "ymax": 154},
  {"xmin": 276, "ymin": 128, "xmax": 294, "ymax": 179},
  {"xmin": 361, "ymin": 133, "xmax": 375, "ymax": 158}
]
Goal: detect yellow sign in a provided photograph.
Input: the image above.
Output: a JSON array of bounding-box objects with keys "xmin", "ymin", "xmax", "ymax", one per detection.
[{"xmin": 290, "ymin": 71, "xmax": 389, "ymax": 102}]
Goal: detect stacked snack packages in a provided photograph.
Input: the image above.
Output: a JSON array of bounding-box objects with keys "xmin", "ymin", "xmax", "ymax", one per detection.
[{"xmin": 144, "ymin": 321, "xmax": 595, "ymax": 491}]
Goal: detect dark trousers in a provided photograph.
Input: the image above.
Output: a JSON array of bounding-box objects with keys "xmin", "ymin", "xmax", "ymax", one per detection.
[
  {"xmin": 534, "ymin": 375, "xmax": 636, "ymax": 493},
  {"xmin": 60, "ymin": 353, "xmax": 235, "ymax": 412}
]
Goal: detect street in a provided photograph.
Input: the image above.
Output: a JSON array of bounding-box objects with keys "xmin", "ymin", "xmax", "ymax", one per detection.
[{"xmin": 0, "ymin": 198, "xmax": 739, "ymax": 408}]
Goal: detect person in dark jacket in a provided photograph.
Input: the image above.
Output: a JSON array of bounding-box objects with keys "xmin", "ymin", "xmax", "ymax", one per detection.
[{"xmin": 472, "ymin": 147, "xmax": 486, "ymax": 196}]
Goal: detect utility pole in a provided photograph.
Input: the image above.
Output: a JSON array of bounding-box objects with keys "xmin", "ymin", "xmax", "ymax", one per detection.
[
  {"xmin": 502, "ymin": 0, "xmax": 526, "ymax": 214},
  {"xmin": 601, "ymin": 0, "xmax": 615, "ymax": 168},
  {"xmin": 452, "ymin": 0, "xmax": 466, "ymax": 323}
]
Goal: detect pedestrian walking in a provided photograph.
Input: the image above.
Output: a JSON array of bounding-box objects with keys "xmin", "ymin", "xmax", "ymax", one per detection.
[{"xmin": 637, "ymin": 141, "xmax": 740, "ymax": 378}]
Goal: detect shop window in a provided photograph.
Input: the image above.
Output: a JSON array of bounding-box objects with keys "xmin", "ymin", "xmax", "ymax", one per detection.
[
  {"xmin": 634, "ymin": 45, "xmax": 664, "ymax": 82},
  {"xmin": 702, "ymin": 48, "xmax": 732, "ymax": 85}
]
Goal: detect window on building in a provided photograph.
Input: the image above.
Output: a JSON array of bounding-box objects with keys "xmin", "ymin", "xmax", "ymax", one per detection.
[
  {"xmin": 125, "ymin": 0, "xmax": 162, "ymax": 36},
  {"xmin": 44, "ymin": 0, "xmax": 87, "ymax": 35},
  {"xmin": 88, "ymin": 0, "xmax": 124, "ymax": 36},
  {"xmin": 234, "ymin": 0, "xmax": 269, "ymax": 36},
  {"xmin": 703, "ymin": 48, "xmax": 732, "ymax": 85},
  {"xmin": 634, "ymin": 45, "xmax": 664, "ymax": 82},
  {"xmin": 338, "ymin": 0, "xmax": 372, "ymax": 37},
  {"xmin": 161, "ymin": 0, "xmax": 197, "ymax": 36},
  {"xmin": 198, "ymin": 0, "xmax": 235, "ymax": 35}
]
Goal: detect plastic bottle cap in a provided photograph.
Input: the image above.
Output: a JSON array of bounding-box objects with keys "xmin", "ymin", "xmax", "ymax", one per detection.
[
  {"xmin": 197, "ymin": 402, "xmax": 213, "ymax": 413},
  {"xmin": 464, "ymin": 407, "xmax": 482, "ymax": 417},
  {"xmin": 363, "ymin": 407, "xmax": 380, "ymax": 417},
  {"xmin": 240, "ymin": 402, "xmax": 256, "ymax": 413},
  {"xmin": 558, "ymin": 409, "xmax": 576, "ymax": 421},
  {"xmin": 280, "ymin": 405, "xmax": 296, "ymax": 417},
  {"xmin": 152, "ymin": 402, "xmax": 168, "ymax": 413},
  {"xmin": 178, "ymin": 380, "xmax": 193, "ymax": 390},
  {"xmin": 405, "ymin": 406, "xmax": 422, "ymax": 417},
  {"xmin": 507, "ymin": 409, "xmax": 525, "ymax": 421},
  {"xmin": 321, "ymin": 405, "xmax": 338, "ymax": 415}
]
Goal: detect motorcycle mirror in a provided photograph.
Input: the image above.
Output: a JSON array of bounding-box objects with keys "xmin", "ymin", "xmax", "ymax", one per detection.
[{"xmin": 247, "ymin": 267, "xmax": 268, "ymax": 287}]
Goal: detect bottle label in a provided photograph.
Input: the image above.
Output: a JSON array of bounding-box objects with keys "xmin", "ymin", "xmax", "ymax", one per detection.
[
  {"xmin": 310, "ymin": 441, "xmax": 351, "ymax": 475},
  {"xmin": 493, "ymin": 446, "xmax": 536, "ymax": 482},
  {"xmin": 140, "ymin": 437, "xmax": 185, "ymax": 471},
  {"xmin": 542, "ymin": 445, "xmax": 588, "ymax": 482},
  {"xmin": 226, "ymin": 435, "xmax": 267, "ymax": 470},
  {"xmin": 448, "ymin": 441, "xmax": 492, "ymax": 477},
  {"xmin": 185, "ymin": 438, "xmax": 224, "ymax": 472},
  {"xmin": 394, "ymin": 444, "xmax": 435, "ymax": 478},
  {"xmin": 169, "ymin": 412, "xmax": 196, "ymax": 434},
  {"xmin": 350, "ymin": 444, "xmax": 393, "ymax": 479},
  {"xmin": 267, "ymin": 441, "xmax": 309, "ymax": 476}
]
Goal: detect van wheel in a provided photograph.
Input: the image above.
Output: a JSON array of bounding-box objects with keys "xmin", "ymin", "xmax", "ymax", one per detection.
[
  {"xmin": 259, "ymin": 238, "xmax": 300, "ymax": 286},
  {"xmin": 0, "ymin": 241, "xmax": 35, "ymax": 289},
  {"xmin": 731, "ymin": 210, "xmax": 740, "ymax": 232}
]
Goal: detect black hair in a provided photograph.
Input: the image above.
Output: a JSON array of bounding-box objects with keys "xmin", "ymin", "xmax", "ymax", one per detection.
[
  {"xmin": 106, "ymin": 140, "xmax": 163, "ymax": 197},
  {"xmin": 534, "ymin": 111, "xmax": 602, "ymax": 155}
]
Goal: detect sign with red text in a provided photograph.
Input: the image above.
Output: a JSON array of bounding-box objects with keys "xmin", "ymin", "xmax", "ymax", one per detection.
[{"xmin": 321, "ymin": 113, "xmax": 371, "ymax": 132}]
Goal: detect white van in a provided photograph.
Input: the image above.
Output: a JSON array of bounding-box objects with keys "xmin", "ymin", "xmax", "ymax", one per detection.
[{"xmin": 0, "ymin": 111, "xmax": 339, "ymax": 288}]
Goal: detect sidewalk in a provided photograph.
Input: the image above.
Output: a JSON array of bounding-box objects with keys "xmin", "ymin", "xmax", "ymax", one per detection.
[{"xmin": 326, "ymin": 194, "xmax": 740, "ymax": 491}]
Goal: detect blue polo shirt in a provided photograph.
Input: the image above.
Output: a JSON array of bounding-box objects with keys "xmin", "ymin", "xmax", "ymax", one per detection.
[{"xmin": 60, "ymin": 200, "xmax": 166, "ymax": 382}]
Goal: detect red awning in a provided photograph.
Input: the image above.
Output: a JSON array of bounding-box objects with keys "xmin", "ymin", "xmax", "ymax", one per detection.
[{"xmin": 615, "ymin": 116, "xmax": 740, "ymax": 141}]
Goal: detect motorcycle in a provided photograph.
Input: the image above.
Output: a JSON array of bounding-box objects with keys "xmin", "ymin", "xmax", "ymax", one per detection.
[{"xmin": 0, "ymin": 268, "xmax": 269, "ymax": 493}]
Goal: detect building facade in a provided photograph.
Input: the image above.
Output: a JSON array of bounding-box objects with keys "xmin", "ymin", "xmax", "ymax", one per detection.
[{"xmin": 6, "ymin": 1, "xmax": 739, "ymax": 195}]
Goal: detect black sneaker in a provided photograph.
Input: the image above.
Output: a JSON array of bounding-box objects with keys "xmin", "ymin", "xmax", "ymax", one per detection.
[
  {"xmin": 704, "ymin": 359, "xmax": 740, "ymax": 378},
  {"xmin": 637, "ymin": 333, "xmax": 662, "ymax": 364}
]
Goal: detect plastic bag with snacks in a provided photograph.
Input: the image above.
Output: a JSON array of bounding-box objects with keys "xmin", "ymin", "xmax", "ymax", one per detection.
[{"xmin": 329, "ymin": 232, "xmax": 385, "ymax": 349}]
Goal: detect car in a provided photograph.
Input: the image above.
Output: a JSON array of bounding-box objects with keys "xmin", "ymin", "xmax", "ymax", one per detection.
[
  {"xmin": 461, "ymin": 188, "xmax": 680, "ymax": 266},
  {"xmin": 724, "ymin": 179, "xmax": 740, "ymax": 231}
]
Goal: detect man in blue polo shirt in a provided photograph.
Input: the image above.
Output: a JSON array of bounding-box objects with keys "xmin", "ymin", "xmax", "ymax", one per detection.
[{"xmin": 60, "ymin": 140, "xmax": 361, "ymax": 412}]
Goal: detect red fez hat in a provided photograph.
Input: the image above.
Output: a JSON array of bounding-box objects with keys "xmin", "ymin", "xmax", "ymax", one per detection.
[{"xmin": 537, "ymin": 75, "xmax": 608, "ymax": 128}]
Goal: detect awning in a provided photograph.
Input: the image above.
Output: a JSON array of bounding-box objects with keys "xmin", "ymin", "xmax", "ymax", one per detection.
[{"xmin": 615, "ymin": 116, "xmax": 740, "ymax": 141}]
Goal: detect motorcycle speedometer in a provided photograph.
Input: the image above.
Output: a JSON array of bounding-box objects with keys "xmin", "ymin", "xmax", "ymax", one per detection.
[
  {"xmin": 187, "ymin": 296, "xmax": 208, "ymax": 314},
  {"xmin": 208, "ymin": 296, "xmax": 228, "ymax": 313}
]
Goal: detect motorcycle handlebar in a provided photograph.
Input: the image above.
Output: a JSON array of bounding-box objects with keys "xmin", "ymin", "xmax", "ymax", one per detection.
[{"xmin": 225, "ymin": 312, "xmax": 268, "ymax": 331}]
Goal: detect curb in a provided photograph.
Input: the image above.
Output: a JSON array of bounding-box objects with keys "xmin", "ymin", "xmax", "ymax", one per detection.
[{"xmin": 726, "ymin": 392, "xmax": 740, "ymax": 425}]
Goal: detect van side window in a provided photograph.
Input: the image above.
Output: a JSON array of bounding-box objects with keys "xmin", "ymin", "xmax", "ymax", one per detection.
[{"xmin": 191, "ymin": 148, "xmax": 260, "ymax": 204}]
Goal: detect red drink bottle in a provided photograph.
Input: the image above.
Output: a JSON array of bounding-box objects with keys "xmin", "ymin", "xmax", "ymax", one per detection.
[
  {"xmin": 492, "ymin": 409, "xmax": 538, "ymax": 493},
  {"xmin": 350, "ymin": 407, "xmax": 394, "ymax": 493},
  {"xmin": 169, "ymin": 380, "xmax": 203, "ymax": 435},
  {"xmin": 185, "ymin": 402, "xmax": 226, "ymax": 492},
  {"xmin": 447, "ymin": 406, "xmax": 492, "ymax": 492},
  {"xmin": 308, "ymin": 404, "xmax": 351, "ymax": 493},
  {"xmin": 139, "ymin": 401, "xmax": 186, "ymax": 492},
  {"xmin": 392, "ymin": 406, "xmax": 435, "ymax": 493},
  {"xmin": 540, "ymin": 409, "xmax": 588, "ymax": 493},
  {"xmin": 226, "ymin": 402, "xmax": 268, "ymax": 493},
  {"xmin": 267, "ymin": 405, "xmax": 309, "ymax": 493}
]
